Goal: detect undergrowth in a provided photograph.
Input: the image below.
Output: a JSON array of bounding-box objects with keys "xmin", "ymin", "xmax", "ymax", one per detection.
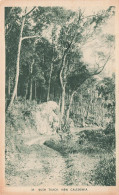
[
  {"xmin": 44, "ymin": 126, "xmax": 115, "ymax": 155},
  {"xmin": 44, "ymin": 124, "xmax": 116, "ymax": 186},
  {"xmin": 90, "ymin": 155, "xmax": 116, "ymax": 185},
  {"xmin": 5, "ymin": 99, "xmax": 38, "ymax": 172}
]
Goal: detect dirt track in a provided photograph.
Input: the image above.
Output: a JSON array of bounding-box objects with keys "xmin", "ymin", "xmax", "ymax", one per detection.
[
  {"xmin": 6, "ymin": 142, "xmax": 66, "ymax": 186},
  {"xmin": 6, "ymin": 133, "xmax": 101, "ymax": 186}
]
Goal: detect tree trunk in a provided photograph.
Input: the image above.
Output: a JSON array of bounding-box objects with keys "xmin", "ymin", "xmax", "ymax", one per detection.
[
  {"xmin": 61, "ymin": 84, "xmax": 66, "ymax": 117},
  {"xmin": 47, "ymin": 63, "xmax": 53, "ymax": 101},
  {"xmin": 29, "ymin": 59, "xmax": 34, "ymax": 101},
  {"xmin": 29, "ymin": 81, "xmax": 32, "ymax": 101},
  {"xmin": 59, "ymin": 95, "xmax": 61, "ymax": 109},
  {"xmin": 34, "ymin": 80, "xmax": 37, "ymax": 100},
  {"xmin": 66, "ymin": 90, "xmax": 76, "ymax": 122},
  {"xmin": 85, "ymin": 102, "xmax": 90, "ymax": 121},
  {"xmin": 8, "ymin": 68, "xmax": 11, "ymax": 98},
  {"xmin": 53, "ymin": 86, "xmax": 56, "ymax": 100},
  {"xmin": 25, "ymin": 83, "xmax": 28, "ymax": 100},
  {"xmin": 60, "ymin": 55, "xmax": 67, "ymax": 118},
  {"xmin": 80, "ymin": 91, "xmax": 85, "ymax": 127},
  {"xmin": 16, "ymin": 90, "xmax": 17, "ymax": 99},
  {"xmin": 7, "ymin": 7, "xmax": 37, "ymax": 109},
  {"xmin": 92, "ymin": 88, "xmax": 95, "ymax": 125},
  {"xmin": 8, "ymin": 16, "xmax": 25, "ymax": 109}
]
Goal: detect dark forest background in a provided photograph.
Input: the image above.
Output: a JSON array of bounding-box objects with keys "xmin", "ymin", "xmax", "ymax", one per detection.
[{"xmin": 5, "ymin": 6, "xmax": 115, "ymax": 127}]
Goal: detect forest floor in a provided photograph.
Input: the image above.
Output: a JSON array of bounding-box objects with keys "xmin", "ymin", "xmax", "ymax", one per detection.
[
  {"xmin": 6, "ymin": 142, "xmax": 66, "ymax": 186},
  {"xmin": 5, "ymin": 127, "xmax": 115, "ymax": 186}
]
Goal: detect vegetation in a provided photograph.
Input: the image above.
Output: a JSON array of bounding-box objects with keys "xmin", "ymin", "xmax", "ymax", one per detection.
[
  {"xmin": 5, "ymin": 6, "xmax": 115, "ymax": 186},
  {"xmin": 5, "ymin": 6, "xmax": 115, "ymax": 120},
  {"xmin": 44, "ymin": 126, "xmax": 115, "ymax": 155}
]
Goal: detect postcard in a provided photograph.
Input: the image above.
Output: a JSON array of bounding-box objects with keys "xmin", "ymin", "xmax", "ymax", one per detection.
[{"xmin": 0, "ymin": 0, "xmax": 119, "ymax": 194}]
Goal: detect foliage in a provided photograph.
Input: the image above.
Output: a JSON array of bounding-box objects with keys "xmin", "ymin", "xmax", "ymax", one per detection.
[
  {"xmin": 69, "ymin": 74, "xmax": 115, "ymax": 128},
  {"xmin": 5, "ymin": 6, "xmax": 115, "ymax": 110},
  {"xmin": 44, "ymin": 126, "xmax": 115, "ymax": 155},
  {"xmin": 90, "ymin": 155, "xmax": 116, "ymax": 186},
  {"xmin": 5, "ymin": 98, "xmax": 37, "ymax": 162}
]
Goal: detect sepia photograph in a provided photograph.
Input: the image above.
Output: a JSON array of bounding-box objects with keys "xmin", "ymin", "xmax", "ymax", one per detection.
[{"xmin": 0, "ymin": 0, "xmax": 119, "ymax": 194}]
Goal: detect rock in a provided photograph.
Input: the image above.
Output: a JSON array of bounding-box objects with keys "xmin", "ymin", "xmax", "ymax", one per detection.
[{"xmin": 34, "ymin": 101, "xmax": 60, "ymax": 135}]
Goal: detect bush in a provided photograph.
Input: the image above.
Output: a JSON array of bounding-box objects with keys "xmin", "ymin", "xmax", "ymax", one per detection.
[
  {"xmin": 45, "ymin": 127, "xmax": 116, "ymax": 155},
  {"xmin": 104, "ymin": 122, "xmax": 115, "ymax": 135},
  {"xmin": 90, "ymin": 155, "xmax": 116, "ymax": 186},
  {"xmin": 5, "ymin": 99, "xmax": 38, "ymax": 164}
]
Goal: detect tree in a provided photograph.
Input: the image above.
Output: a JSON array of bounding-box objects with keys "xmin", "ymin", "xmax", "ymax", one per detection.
[
  {"xmin": 56, "ymin": 7, "xmax": 114, "ymax": 124},
  {"xmin": 5, "ymin": 6, "xmax": 115, "ymax": 127},
  {"xmin": 7, "ymin": 7, "xmax": 37, "ymax": 109}
]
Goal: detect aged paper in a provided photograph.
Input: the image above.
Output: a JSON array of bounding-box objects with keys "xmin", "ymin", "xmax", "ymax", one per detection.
[{"xmin": 0, "ymin": 0, "xmax": 119, "ymax": 194}]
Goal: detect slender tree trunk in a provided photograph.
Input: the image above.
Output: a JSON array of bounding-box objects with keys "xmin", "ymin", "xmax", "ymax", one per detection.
[
  {"xmin": 67, "ymin": 87, "xmax": 70, "ymax": 102},
  {"xmin": 29, "ymin": 59, "xmax": 34, "ymax": 101},
  {"xmin": 85, "ymin": 100, "xmax": 91, "ymax": 121},
  {"xmin": 25, "ymin": 83, "xmax": 28, "ymax": 100},
  {"xmin": 29, "ymin": 81, "xmax": 32, "ymax": 101},
  {"xmin": 61, "ymin": 84, "xmax": 66, "ymax": 117},
  {"xmin": 80, "ymin": 90, "xmax": 85, "ymax": 126},
  {"xmin": 53, "ymin": 86, "xmax": 56, "ymax": 100},
  {"xmin": 47, "ymin": 42, "xmax": 55, "ymax": 102},
  {"xmin": 60, "ymin": 55, "xmax": 67, "ymax": 118},
  {"xmin": 7, "ymin": 7, "xmax": 37, "ymax": 110},
  {"xmin": 16, "ymin": 90, "xmax": 17, "ymax": 99},
  {"xmin": 47, "ymin": 63, "xmax": 53, "ymax": 101},
  {"xmin": 92, "ymin": 89, "xmax": 95, "ymax": 125},
  {"xmin": 8, "ymin": 16, "xmax": 25, "ymax": 109},
  {"xmin": 8, "ymin": 68, "xmax": 11, "ymax": 97},
  {"xmin": 34, "ymin": 80, "xmax": 37, "ymax": 100},
  {"xmin": 59, "ymin": 95, "xmax": 61, "ymax": 109},
  {"xmin": 66, "ymin": 90, "xmax": 76, "ymax": 122}
]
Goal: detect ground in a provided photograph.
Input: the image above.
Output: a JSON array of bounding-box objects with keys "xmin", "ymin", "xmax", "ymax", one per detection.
[
  {"xmin": 5, "ymin": 134, "xmax": 97, "ymax": 186},
  {"xmin": 6, "ymin": 143, "xmax": 66, "ymax": 186},
  {"xmin": 5, "ymin": 101, "xmax": 116, "ymax": 186},
  {"xmin": 5, "ymin": 127, "xmax": 115, "ymax": 186}
]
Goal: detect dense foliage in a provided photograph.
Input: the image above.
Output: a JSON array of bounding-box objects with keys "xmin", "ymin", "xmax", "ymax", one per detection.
[{"xmin": 5, "ymin": 6, "xmax": 115, "ymax": 126}]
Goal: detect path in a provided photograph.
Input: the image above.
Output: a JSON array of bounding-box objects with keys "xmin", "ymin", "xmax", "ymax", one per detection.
[
  {"xmin": 6, "ymin": 140, "xmax": 66, "ymax": 186},
  {"xmin": 6, "ymin": 130, "xmax": 103, "ymax": 186}
]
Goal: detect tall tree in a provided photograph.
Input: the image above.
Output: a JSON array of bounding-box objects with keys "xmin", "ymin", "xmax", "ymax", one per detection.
[
  {"xmin": 8, "ymin": 7, "xmax": 37, "ymax": 109},
  {"xmin": 57, "ymin": 7, "xmax": 114, "ymax": 122}
]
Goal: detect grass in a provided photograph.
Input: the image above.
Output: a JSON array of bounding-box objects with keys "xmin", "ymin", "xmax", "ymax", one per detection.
[
  {"xmin": 44, "ymin": 126, "xmax": 116, "ymax": 186},
  {"xmin": 91, "ymin": 155, "xmax": 116, "ymax": 185}
]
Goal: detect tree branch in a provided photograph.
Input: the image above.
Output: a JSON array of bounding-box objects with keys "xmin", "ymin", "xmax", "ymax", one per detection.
[
  {"xmin": 62, "ymin": 10, "xmax": 82, "ymax": 58},
  {"xmin": 23, "ymin": 7, "xmax": 36, "ymax": 17},
  {"xmin": 90, "ymin": 55, "xmax": 111, "ymax": 76},
  {"xmin": 22, "ymin": 35, "xmax": 41, "ymax": 41}
]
